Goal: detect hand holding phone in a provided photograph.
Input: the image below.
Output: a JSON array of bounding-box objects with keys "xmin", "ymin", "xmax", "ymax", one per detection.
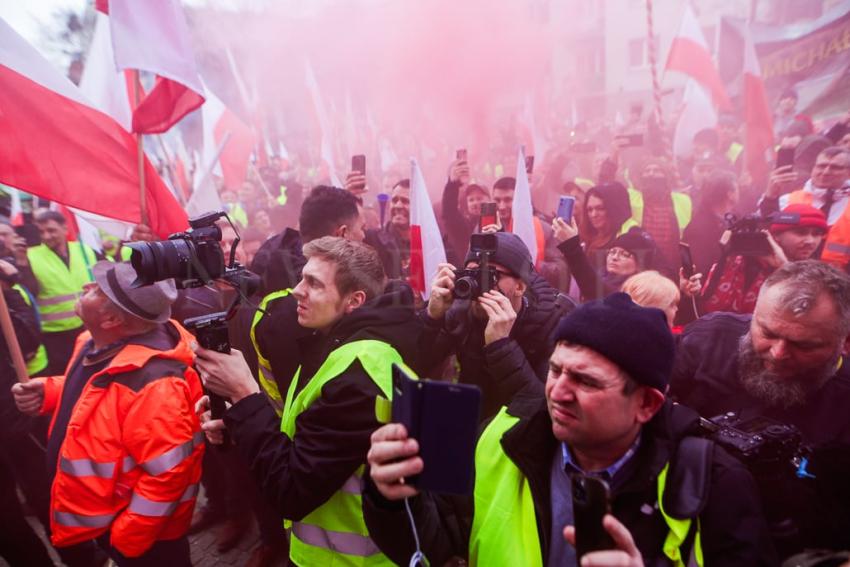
[
  {"xmin": 557, "ymin": 196, "xmax": 576, "ymax": 224},
  {"xmin": 571, "ymin": 474, "xmax": 615, "ymax": 559},
  {"xmin": 480, "ymin": 202, "xmax": 498, "ymax": 229},
  {"xmin": 678, "ymin": 242, "xmax": 695, "ymax": 278},
  {"xmin": 351, "ymin": 154, "xmax": 366, "ymax": 175}
]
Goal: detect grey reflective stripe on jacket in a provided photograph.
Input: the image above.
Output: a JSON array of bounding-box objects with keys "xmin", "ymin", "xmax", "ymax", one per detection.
[{"xmin": 128, "ymin": 483, "xmax": 200, "ymax": 517}]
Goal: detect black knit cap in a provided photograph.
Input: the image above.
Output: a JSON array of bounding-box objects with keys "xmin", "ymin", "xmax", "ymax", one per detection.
[
  {"xmin": 610, "ymin": 227, "xmax": 658, "ymax": 271},
  {"xmin": 464, "ymin": 232, "xmax": 533, "ymax": 283},
  {"xmin": 553, "ymin": 292, "xmax": 674, "ymax": 391}
]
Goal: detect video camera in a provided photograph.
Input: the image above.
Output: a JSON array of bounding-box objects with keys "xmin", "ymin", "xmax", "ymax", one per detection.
[
  {"xmin": 127, "ymin": 211, "xmax": 260, "ymax": 423},
  {"xmin": 725, "ymin": 212, "xmax": 800, "ymax": 257},
  {"xmin": 454, "ymin": 233, "xmax": 498, "ymax": 300}
]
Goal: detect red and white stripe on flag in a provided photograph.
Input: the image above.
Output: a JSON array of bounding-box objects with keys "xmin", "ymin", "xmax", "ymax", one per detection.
[
  {"xmin": 0, "ymin": 17, "xmax": 188, "ymax": 238},
  {"xmin": 665, "ymin": 5, "xmax": 729, "ymax": 109},
  {"xmin": 743, "ymin": 30, "xmax": 775, "ymax": 180},
  {"xmin": 99, "ymin": 0, "xmax": 205, "ymax": 134},
  {"xmin": 512, "ymin": 147, "xmax": 539, "ymax": 265},
  {"xmin": 408, "ymin": 158, "xmax": 446, "ymax": 300}
]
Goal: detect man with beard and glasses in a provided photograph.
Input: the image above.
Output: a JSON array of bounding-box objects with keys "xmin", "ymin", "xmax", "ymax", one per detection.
[{"xmin": 670, "ymin": 260, "xmax": 850, "ymax": 558}]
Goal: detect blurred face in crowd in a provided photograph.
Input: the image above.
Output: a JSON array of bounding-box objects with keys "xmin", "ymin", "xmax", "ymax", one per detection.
[
  {"xmin": 219, "ymin": 226, "xmax": 247, "ymax": 265},
  {"xmin": 639, "ymin": 163, "xmax": 669, "ymax": 195},
  {"xmin": 252, "ymin": 210, "xmax": 272, "ymax": 235},
  {"xmin": 37, "ymin": 219, "xmax": 68, "ymax": 252},
  {"xmin": 811, "ymin": 152, "xmax": 850, "ymax": 189},
  {"xmin": 606, "ymin": 247, "xmax": 638, "ymax": 277},
  {"xmin": 292, "ymin": 256, "xmax": 349, "ymax": 333},
  {"xmin": 778, "ymin": 95, "xmax": 797, "ymax": 116},
  {"xmin": 546, "ymin": 342, "xmax": 661, "ymax": 453},
  {"xmin": 741, "ymin": 284, "xmax": 843, "ymax": 408},
  {"xmin": 239, "ymin": 182, "xmax": 258, "ymax": 205},
  {"xmin": 586, "ymin": 195, "xmax": 609, "ymax": 234},
  {"xmin": 466, "ymin": 191, "xmax": 487, "ymax": 217},
  {"xmin": 493, "ymin": 187, "xmax": 515, "ymax": 224},
  {"xmin": 0, "ymin": 223, "xmax": 16, "ymax": 254},
  {"xmin": 465, "ymin": 260, "xmax": 527, "ymax": 318},
  {"xmin": 220, "ymin": 191, "xmax": 237, "ymax": 206},
  {"xmin": 717, "ymin": 122, "xmax": 737, "ymax": 147},
  {"xmin": 389, "ymin": 185, "xmax": 410, "ymax": 231},
  {"xmin": 772, "ymin": 227, "xmax": 826, "ymax": 261}
]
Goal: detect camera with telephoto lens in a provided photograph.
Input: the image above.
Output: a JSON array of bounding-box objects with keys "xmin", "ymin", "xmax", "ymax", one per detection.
[
  {"xmin": 699, "ymin": 411, "xmax": 806, "ymax": 472},
  {"xmin": 127, "ymin": 211, "xmax": 259, "ymax": 425},
  {"xmin": 725, "ymin": 212, "xmax": 800, "ymax": 257},
  {"xmin": 454, "ymin": 233, "xmax": 498, "ymax": 300}
]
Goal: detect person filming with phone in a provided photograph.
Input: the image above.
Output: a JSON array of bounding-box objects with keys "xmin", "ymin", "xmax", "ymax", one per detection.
[{"xmin": 364, "ymin": 293, "xmax": 775, "ymax": 566}]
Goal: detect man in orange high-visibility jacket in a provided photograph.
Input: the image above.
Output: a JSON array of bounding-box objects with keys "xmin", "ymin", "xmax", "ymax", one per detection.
[{"xmin": 12, "ymin": 261, "xmax": 204, "ymax": 566}]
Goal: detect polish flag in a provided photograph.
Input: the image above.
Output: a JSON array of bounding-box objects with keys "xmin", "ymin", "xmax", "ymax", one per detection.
[
  {"xmin": 408, "ymin": 158, "xmax": 446, "ymax": 300},
  {"xmin": 743, "ymin": 31, "xmax": 774, "ymax": 181},
  {"xmin": 673, "ymin": 78, "xmax": 718, "ymax": 159},
  {"xmin": 520, "ymin": 93, "xmax": 548, "ymax": 168},
  {"xmin": 78, "ymin": 12, "xmax": 133, "ymax": 131},
  {"xmin": 99, "ymin": 0, "xmax": 205, "ymax": 134},
  {"xmin": 512, "ymin": 147, "xmax": 539, "ymax": 265},
  {"xmin": 665, "ymin": 5, "xmax": 729, "ymax": 109},
  {"xmin": 305, "ymin": 61, "xmax": 342, "ymax": 187},
  {"xmin": 0, "ymin": 18, "xmax": 188, "ymax": 238},
  {"xmin": 201, "ymin": 84, "xmax": 255, "ymax": 191}
]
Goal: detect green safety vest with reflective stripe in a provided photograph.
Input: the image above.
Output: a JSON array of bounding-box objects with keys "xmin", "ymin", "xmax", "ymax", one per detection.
[
  {"xmin": 280, "ymin": 339, "xmax": 406, "ymax": 567},
  {"xmin": 12, "ymin": 284, "xmax": 47, "ymax": 376},
  {"xmin": 469, "ymin": 407, "xmax": 703, "ymax": 567},
  {"xmin": 627, "ymin": 187, "xmax": 693, "ymax": 236},
  {"xmin": 726, "ymin": 142, "xmax": 743, "ymax": 165},
  {"xmin": 249, "ymin": 289, "xmax": 291, "ymax": 415},
  {"xmin": 27, "ymin": 242, "xmax": 95, "ymax": 333}
]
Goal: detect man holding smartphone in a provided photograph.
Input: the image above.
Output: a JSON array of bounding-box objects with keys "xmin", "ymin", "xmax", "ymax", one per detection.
[{"xmin": 364, "ymin": 294, "xmax": 775, "ymax": 566}]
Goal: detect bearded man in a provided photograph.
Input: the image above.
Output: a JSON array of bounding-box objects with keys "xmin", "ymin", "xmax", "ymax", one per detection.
[{"xmin": 671, "ymin": 259, "xmax": 850, "ymax": 558}]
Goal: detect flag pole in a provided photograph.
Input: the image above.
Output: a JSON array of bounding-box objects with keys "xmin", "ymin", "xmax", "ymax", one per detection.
[
  {"xmin": 0, "ymin": 289, "xmax": 30, "ymax": 383},
  {"xmin": 133, "ymin": 71, "xmax": 149, "ymax": 226}
]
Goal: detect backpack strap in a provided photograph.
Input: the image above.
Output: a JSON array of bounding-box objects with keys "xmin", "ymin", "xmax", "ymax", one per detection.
[{"xmin": 663, "ymin": 436, "xmax": 713, "ymax": 520}]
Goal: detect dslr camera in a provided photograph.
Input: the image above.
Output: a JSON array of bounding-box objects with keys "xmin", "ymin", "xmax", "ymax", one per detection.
[
  {"xmin": 700, "ymin": 411, "xmax": 805, "ymax": 472},
  {"xmin": 725, "ymin": 212, "xmax": 800, "ymax": 257},
  {"xmin": 454, "ymin": 233, "xmax": 498, "ymax": 300}
]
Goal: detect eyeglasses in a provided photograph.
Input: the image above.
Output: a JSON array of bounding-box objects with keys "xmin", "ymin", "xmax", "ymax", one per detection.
[{"xmin": 607, "ymin": 247, "xmax": 634, "ymax": 260}]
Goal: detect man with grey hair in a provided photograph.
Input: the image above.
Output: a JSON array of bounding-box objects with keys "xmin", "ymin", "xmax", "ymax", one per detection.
[{"xmin": 670, "ymin": 259, "xmax": 850, "ymax": 558}]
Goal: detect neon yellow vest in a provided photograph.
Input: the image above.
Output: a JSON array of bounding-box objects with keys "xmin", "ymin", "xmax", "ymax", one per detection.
[
  {"xmin": 469, "ymin": 407, "xmax": 703, "ymax": 567},
  {"xmin": 726, "ymin": 142, "xmax": 744, "ymax": 164},
  {"xmin": 12, "ymin": 284, "xmax": 48, "ymax": 376},
  {"xmin": 27, "ymin": 242, "xmax": 95, "ymax": 333},
  {"xmin": 280, "ymin": 339, "xmax": 405, "ymax": 567},
  {"xmin": 627, "ymin": 188, "xmax": 693, "ymax": 236},
  {"xmin": 249, "ymin": 289, "xmax": 291, "ymax": 415}
]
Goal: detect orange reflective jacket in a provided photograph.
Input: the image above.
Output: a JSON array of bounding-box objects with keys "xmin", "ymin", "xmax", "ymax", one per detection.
[
  {"xmin": 37, "ymin": 321, "xmax": 204, "ymax": 557},
  {"xmin": 787, "ymin": 190, "xmax": 850, "ymax": 268}
]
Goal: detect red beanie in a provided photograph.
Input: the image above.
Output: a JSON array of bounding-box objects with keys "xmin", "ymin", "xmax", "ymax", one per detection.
[{"xmin": 770, "ymin": 204, "xmax": 828, "ymax": 234}]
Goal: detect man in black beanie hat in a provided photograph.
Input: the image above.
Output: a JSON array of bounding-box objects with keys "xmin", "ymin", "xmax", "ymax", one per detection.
[
  {"xmin": 417, "ymin": 231, "xmax": 572, "ymax": 419},
  {"xmin": 364, "ymin": 293, "xmax": 775, "ymax": 566}
]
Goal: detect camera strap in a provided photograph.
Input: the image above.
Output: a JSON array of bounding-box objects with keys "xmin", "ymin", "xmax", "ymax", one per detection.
[{"xmin": 662, "ymin": 436, "xmax": 713, "ymax": 520}]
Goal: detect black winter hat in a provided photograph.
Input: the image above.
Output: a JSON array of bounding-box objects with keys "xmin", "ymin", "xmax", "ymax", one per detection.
[
  {"xmin": 610, "ymin": 227, "xmax": 658, "ymax": 270},
  {"xmin": 553, "ymin": 292, "xmax": 674, "ymax": 391},
  {"xmin": 465, "ymin": 232, "xmax": 533, "ymax": 283}
]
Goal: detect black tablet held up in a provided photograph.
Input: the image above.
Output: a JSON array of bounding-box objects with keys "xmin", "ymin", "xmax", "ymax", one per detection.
[{"xmin": 391, "ymin": 364, "xmax": 481, "ymax": 495}]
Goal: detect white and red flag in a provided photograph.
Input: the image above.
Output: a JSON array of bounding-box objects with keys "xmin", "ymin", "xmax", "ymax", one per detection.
[
  {"xmin": 97, "ymin": 0, "xmax": 205, "ymax": 134},
  {"xmin": 408, "ymin": 158, "xmax": 446, "ymax": 300},
  {"xmin": 743, "ymin": 29, "xmax": 775, "ymax": 180},
  {"xmin": 665, "ymin": 5, "xmax": 729, "ymax": 109},
  {"xmin": 512, "ymin": 147, "xmax": 539, "ymax": 265},
  {"xmin": 672, "ymin": 78, "xmax": 718, "ymax": 159},
  {"xmin": 79, "ymin": 11, "xmax": 133, "ymax": 131},
  {"xmin": 200, "ymin": 84, "xmax": 256, "ymax": 192},
  {"xmin": 0, "ymin": 17, "xmax": 188, "ymax": 238}
]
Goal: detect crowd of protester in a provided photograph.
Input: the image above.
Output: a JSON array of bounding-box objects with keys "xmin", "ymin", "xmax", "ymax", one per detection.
[{"xmin": 1, "ymin": 92, "xmax": 850, "ymax": 567}]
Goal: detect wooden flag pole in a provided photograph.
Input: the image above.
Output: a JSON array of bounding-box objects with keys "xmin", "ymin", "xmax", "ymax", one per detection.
[
  {"xmin": 134, "ymin": 71, "xmax": 149, "ymax": 226},
  {"xmin": 0, "ymin": 288, "xmax": 30, "ymax": 384}
]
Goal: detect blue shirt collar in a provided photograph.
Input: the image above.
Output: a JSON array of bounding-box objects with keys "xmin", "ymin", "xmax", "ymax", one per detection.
[{"xmin": 561, "ymin": 432, "xmax": 642, "ymax": 483}]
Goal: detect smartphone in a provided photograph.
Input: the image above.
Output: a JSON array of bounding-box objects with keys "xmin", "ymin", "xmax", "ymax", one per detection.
[
  {"xmin": 569, "ymin": 141, "xmax": 597, "ymax": 153},
  {"xmin": 776, "ymin": 147, "xmax": 795, "ymax": 169},
  {"xmin": 572, "ymin": 474, "xmax": 615, "ymax": 559},
  {"xmin": 480, "ymin": 202, "xmax": 498, "ymax": 228},
  {"xmin": 678, "ymin": 242, "xmax": 695, "ymax": 278},
  {"xmin": 615, "ymin": 133, "xmax": 644, "ymax": 147},
  {"xmin": 456, "ymin": 148, "xmax": 468, "ymax": 162},
  {"xmin": 525, "ymin": 155, "xmax": 535, "ymax": 175},
  {"xmin": 351, "ymin": 154, "xmax": 366, "ymax": 175},
  {"xmin": 557, "ymin": 196, "xmax": 576, "ymax": 224},
  {"xmin": 392, "ymin": 364, "xmax": 481, "ymax": 494}
]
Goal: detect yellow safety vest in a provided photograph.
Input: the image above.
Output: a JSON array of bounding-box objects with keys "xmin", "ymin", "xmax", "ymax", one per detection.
[
  {"xmin": 469, "ymin": 407, "xmax": 703, "ymax": 567},
  {"xmin": 12, "ymin": 284, "xmax": 48, "ymax": 376},
  {"xmin": 27, "ymin": 242, "xmax": 95, "ymax": 333},
  {"xmin": 249, "ymin": 290, "xmax": 291, "ymax": 415},
  {"xmin": 627, "ymin": 188, "xmax": 693, "ymax": 236},
  {"xmin": 280, "ymin": 339, "xmax": 408, "ymax": 567}
]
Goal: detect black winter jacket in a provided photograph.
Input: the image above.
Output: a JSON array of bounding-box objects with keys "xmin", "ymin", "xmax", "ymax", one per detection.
[
  {"xmin": 0, "ymin": 288, "xmax": 43, "ymax": 440},
  {"xmin": 416, "ymin": 272, "xmax": 572, "ymax": 420},
  {"xmin": 223, "ymin": 282, "xmax": 422, "ymax": 521},
  {"xmin": 363, "ymin": 395, "xmax": 777, "ymax": 566}
]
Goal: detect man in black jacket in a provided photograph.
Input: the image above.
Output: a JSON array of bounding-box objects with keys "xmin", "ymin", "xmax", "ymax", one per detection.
[
  {"xmin": 195, "ymin": 237, "xmax": 421, "ymax": 566},
  {"xmin": 671, "ymin": 260, "xmax": 850, "ymax": 557},
  {"xmin": 420, "ymin": 231, "xmax": 571, "ymax": 419},
  {"xmin": 365, "ymin": 293, "xmax": 775, "ymax": 566}
]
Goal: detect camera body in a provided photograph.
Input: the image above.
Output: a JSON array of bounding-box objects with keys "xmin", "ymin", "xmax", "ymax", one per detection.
[
  {"xmin": 454, "ymin": 233, "xmax": 498, "ymax": 300},
  {"xmin": 701, "ymin": 412, "xmax": 804, "ymax": 470},
  {"xmin": 725, "ymin": 212, "xmax": 800, "ymax": 257}
]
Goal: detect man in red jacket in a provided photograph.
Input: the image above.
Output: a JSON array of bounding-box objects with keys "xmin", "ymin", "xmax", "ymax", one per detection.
[{"xmin": 12, "ymin": 261, "xmax": 204, "ymax": 566}]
